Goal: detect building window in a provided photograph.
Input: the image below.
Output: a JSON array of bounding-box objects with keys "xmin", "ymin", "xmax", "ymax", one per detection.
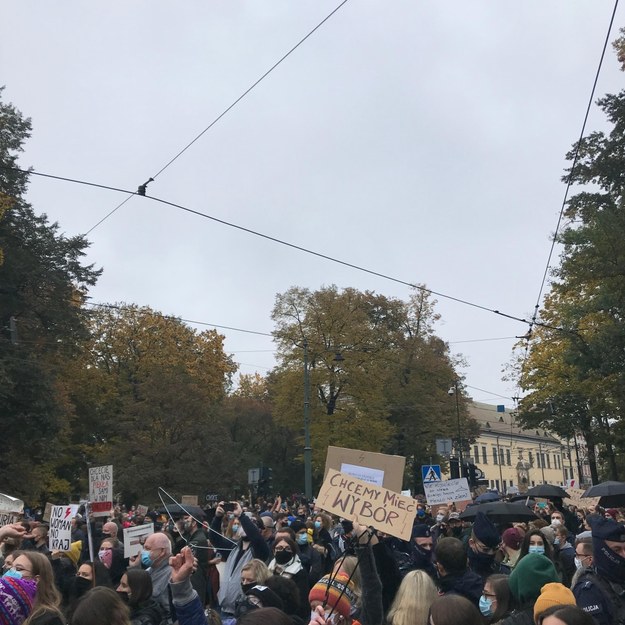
[
  {"xmin": 482, "ymin": 446, "xmax": 487, "ymax": 464},
  {"xmin": 506, "ymin": 449, "xmax": 511, "ymax": 466},
  {"xmin": 547, "ymin": 454, "xmax": 551, "ymax": 469},
  {"xmin": 499, "ymin": 448, "xmax": 505, "ymax": 465},
  {"xmin": 493, "ymin": 447, "xmax": 498, "ymax": 464},
  {"xmin": 537, "ymin": 453, "xmax": 541, "ymax": 468},
  {"xmin": 495, "ymin": 479, "xmax": 500, "ymax": 491},
  {"xmin": 531, "ymin": 480, "xmax": 535, "ymax": 487},
  {"xmin": 529, "ymin": 451, "xmax": 534, "ymax": 467},
  {"xmin": 473, "ymin": 446, "xmax": 479, "ymax": 463}
]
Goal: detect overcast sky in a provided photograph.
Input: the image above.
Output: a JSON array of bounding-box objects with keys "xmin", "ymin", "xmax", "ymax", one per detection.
[{"xmin": 2, "ymin": 1, "xmax": 623, "ymax": 408}]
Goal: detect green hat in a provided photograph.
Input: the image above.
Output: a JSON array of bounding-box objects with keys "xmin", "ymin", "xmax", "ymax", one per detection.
[{"xmin": 508, "ymin": 553, "xmax": 559, "ymax": 604}]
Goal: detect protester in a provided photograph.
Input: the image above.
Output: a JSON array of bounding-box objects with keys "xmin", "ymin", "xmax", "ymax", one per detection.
[
  {"xmin": 428, "ymin": 594, "xmax": 483, "ymax": 625},
  {"xmin": 263, "ymin": 575, "xmax": 304, "ymax": 623},
  {"xmin": 533, "ymin": 583, "xmax": 576, "ymax": 623},
  {"xmin": 518, "ymin": 530, "xmax": 557, "ymax": 566},
  {"xmin": 267, "ymin": 537, "xmax": 309, "ymax": 618},
  {"xmin": 99, "ymin": 537, "xmax": 126, "ymax": 586},
  {"xmin": 8, "ymin": 551, "xmax": 64, "ymax": 625},
  {"xmin": 501, "ymin": 528, "xmax": 523, "ymax": 570},
  {"xmin": 480, "ymin": 574, "xmax": 511, "ymax": 622},
  {"xmin": 433, "ymin": 537, "xmax": 483, "ymax": 606},
  {"xmin": 71, "ymin": 587, "xmax": 131, "ymax": 625},
  {"xmin": 385, "ymin": 569, "xmax": 437, "ymax": 625},
  {"xmin": 289, "ymin": 521, "xmax": 323, "ymax": 586},
  {"xmin": 388, "ymin": 524, "xmax": 435, "ymax": 579},
  {"xmin": 117, "ymin": 568, "xmax": 167, "ymax": 625},
  {"xmin": 182, "ymin": 515, "xmax": 209, "ymax": 605},
  {"xmin": 553, "ymin": 525, "xmax": 575, "ymax": 587},
  {"xmin": 240, "ymin": 560, "xmax": 271, "ymax": 591},
  {"xmin": 238, "ymin": 607, "xmax": 292, "ymax": 625}
]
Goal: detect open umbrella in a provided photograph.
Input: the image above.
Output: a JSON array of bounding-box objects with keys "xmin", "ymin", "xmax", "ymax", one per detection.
[
  {"xmin": 582, "ymin": 481, "xmax": 625, "ymax": 507},
  {"xmin": 526, "ymin": 485, "xmax": 570, "ymax": 499},
  {"xmin": 459, "ymin": 501, "xmax": 538, "ymax": 523},
  {"xmin": 475, "ymin": 491, "xmax": 501, "ymax": 504}
]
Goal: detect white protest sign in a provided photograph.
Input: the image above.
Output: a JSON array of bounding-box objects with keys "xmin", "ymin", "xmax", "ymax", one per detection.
[
  {"xmin": 316, "ymin": 469, "xmax": 416, "ymax": 541},
  {"xmin": 0, "ymin": 513, "xmax": 19, "ymax": 526},
  {"xmin": 423, "ymin": 478, "xmax": 472, "ymax": 505},
  {"xmin": 340, "ymin": 463, "xmax": 385, "ymax": 486},
  {"xmin": 89, "ymin": 465, "xmax": 113, "ymax": 516},
  {"xmin": 135, "ymin": 505, "xmax": 148, "ymax": 517},
  {"xmin": 49, "ymin": 505, "xmax": 79, "ymax": 551},
  {"xmin": 123, "ymin": 523, "xmax": 154, "ymax": 558}
]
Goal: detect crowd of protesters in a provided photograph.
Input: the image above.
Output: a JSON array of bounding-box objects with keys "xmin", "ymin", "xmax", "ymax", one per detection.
[{"xmin": 0, "ymin": 491, "xmax": 623, "ymax": 625}]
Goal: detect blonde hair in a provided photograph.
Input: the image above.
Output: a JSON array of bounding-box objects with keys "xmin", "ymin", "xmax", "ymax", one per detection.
[
  {"xmin": 333, "ymin": 556, "xmax": 362, "ymax": 604},
  {"xmin": 386, "ymin": 570, "xmax": 437, "ymax": 625},
  {"xmin": 15, "ymin": 551, "xmax": 63, "ymax": 625},
  {"xmin": 241, "ymin": 558, "xmax": 271, "ymax": 584}
]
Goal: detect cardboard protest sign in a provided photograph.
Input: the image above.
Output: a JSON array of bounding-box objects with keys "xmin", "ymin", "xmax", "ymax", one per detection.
[
  {"xmin": 49, "ymin": 505, "xmax": 79, "ymax": 551},
  {"xmin": 135, "ymin": 505, "xmax": 148, "ymax": 517},
  {"xmin": 324, "ymin": 447, "xmax": 406, "ymax": 493},
  {"xmin": 316, "ymin": 469, "xmax": 416, "ymax": 541},
  {"xmin": 89, "ymin": 465, "xmax": 113, "ymax": 516},
  {"xmin": 0, "ymin": 512, "xmax": 19, "ymax": 526},
  {"xmin": 181, "ymin": 495, "xmax": 198, "ymax": 506},
  {"xmin": 0, "ymin": 493, "xmax": 24, "ymax": 526},
  {"xmin": 423, "ymin": 478, "xmax": 472, "ymax": 505},
  {"xmin": 43, "ymin": 502, "xmax": 53, "ymax": 523},
  {"xmin": 123, "ymin": 523, "xmax": 154, "ymax": 558}
]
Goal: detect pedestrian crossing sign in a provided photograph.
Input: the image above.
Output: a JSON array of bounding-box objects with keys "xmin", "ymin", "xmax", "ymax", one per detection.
[{"xmin": 422, "ymin": 464, "xmax": 442, "ymax": 483}]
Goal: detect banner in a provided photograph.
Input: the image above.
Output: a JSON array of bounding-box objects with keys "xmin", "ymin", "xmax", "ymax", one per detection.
[
  {"xmin": 49, "ymin": 504, "xmax": 79, "ymax": 551},
  {"xmin": 423, "ymin": 478, "xmax": 472, "ymax": 505},
  {"xmin": 123, "ymin": 523, "xmax": 154, "ymax": 558},
  {"xmin": 316, "ymin": 469, "xmax": 416, "ymax": 541},
  {"xmin": 89, "ymin": 465, "xmax": 113, "ymax": 516}
]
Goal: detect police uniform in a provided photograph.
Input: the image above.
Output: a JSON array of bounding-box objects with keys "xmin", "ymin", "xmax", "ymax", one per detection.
[{"xmin": 573, "ymin": 516, "xmax": 625, "ymax": 625}]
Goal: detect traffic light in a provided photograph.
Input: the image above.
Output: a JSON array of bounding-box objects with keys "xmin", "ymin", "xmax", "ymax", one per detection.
[
  {"xmin": 450, "ymin": 457, "xmax": 460, "ymax": 479},
  {"xmin": 466, "ymin": 461, "xmax": 478, "ymax": 488}
]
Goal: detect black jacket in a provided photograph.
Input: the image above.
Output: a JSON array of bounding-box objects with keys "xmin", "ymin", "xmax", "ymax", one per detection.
[{"xmin": 438, "ymin": 568, "xmax": 483, "ymax": 606}]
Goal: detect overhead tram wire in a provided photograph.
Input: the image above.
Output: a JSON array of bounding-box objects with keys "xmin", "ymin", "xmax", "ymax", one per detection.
[
  {"xmin": 3, "ymin": 164, "xmax": 570, "ymax": 334},
  {"xmin": 84, "ymin": 0, "xmax": 351, "ymax": 236}
]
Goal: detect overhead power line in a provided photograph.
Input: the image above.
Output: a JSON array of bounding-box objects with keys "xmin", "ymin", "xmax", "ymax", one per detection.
[
  {"xmin": 4, "ymin": 164, "xmax": 570, "ymax": 334},
  {"xmin": 84, "ymin": 0, "xmax": 351, "ymax": 235}
]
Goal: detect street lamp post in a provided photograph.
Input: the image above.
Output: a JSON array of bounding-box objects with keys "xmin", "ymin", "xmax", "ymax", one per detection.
[
  {"xmin": 449, "ymin": 381, "xmax": 463, "ymax": 472},
  {"xmin": 303, "ymin": 339, "xmax": 312, "ymax": 500}
]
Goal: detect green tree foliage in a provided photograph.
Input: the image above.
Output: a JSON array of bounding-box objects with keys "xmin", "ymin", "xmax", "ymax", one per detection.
[
  {"xmin": 67, "ymin": 305, "xmax": 238, "ymax": 503},
  {"xmin": 0, "ymin": 88, "xmax": 101, "ymax": 500},
  {"xmin": 270, "ymin": 285, "xmax": 474, "ymax": 491},
  {"xmin": 517, "ymin": 87, "xmax": 625, "ymax": 481}
]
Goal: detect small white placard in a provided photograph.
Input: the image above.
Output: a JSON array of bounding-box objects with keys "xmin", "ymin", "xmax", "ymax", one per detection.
[
  {"xmin": 423, "ymin": 478, "xmax": 472, "ymax": 505},
  {"xmin": 123, "ymin": 523, "xmax": 154, "ymax": 558},
  {"xmin": 340, "ymin": 463, "xmax": 385, "ymax": 486}
]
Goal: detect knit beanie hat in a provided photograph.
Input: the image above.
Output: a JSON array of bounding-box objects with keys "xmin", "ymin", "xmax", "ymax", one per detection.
[
  {"xmin": 0, "ymin": 577, "xmax": 37, "ymax": 625},
  {"xmin": 502, "ymin": 528, "xmax": 523, "ymax": 550},
  {"xmin": 508, "ymin": 553, "xmax": 559, "ymax": 604},
  {"xmin": 62, "ymin": 540, "xmax": 83, "ymax": 567},
  {"xmin": 533, "ymin": 583, "xmax": 576, "ymax": 620},
  {"xmin": 245, "ymin": 585, "xmax": 284, "ymax": 611},
  {"xmin": 308, "ymin": 573, "xmax": 356, "ymax": 619}
]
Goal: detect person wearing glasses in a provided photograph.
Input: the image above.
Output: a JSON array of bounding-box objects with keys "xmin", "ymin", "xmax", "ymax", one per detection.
[
  {"xmin": 479, "ymin": 574, "xmax": 511, "ymax": 622},
  {"xmin": 268, "ymin": 536, "xmax": 309, "ymax": 619}
]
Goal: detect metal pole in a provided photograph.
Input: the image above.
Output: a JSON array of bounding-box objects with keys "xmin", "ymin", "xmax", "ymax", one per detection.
[
  {"xmin": 497, "ymin": 435, "xmax": 503, "ymax": 492},
  {"xmin": 539, "ymin": 442, "xmax": 545, "ymax": 484},
  {"xmin": 567, "ymin": 438, "xmax": 574, "ymax": 486},
  {"xmin": 455, "ymin": 381, "xmax": 463, "ymax": 472},
  {"xmin": 303, "ymin": 339, "xmax": 312, "ymax": 500}
]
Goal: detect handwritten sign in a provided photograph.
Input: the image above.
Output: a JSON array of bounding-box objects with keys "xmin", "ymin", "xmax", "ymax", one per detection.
[
  {"xmin": 49, "ymin": 505, "xmax": 79, "ymax": 551},
  {"xmin": 423, "ymin": 478, "xmax": 472, "ymax": 505},
  {"xmin": 89, "ymin": 465, "xmax": 113, "ymax": 516},
  {"xmin": 123, "ymin": 523, "xmax": 154, "ymax": 558},
  {"xmin": 135, "ymin": 505, "xmax": 148, "ymax": 517},
  {"xmin": 316, "ymin": 469, "xmax": 416, "ymax": 540},
  {"xmin": 0, "ymin": 513, "xmax": 18, "ymax": 526}
]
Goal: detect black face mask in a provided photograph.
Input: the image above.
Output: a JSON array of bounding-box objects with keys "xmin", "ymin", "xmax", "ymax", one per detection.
[
  {"xmin": 74, "ymin": 577, "xmax": 92, "ymax": 597},
  {"xmin": 274, "ymin": 550, "xmax": 293, "ymax": 565},
  {"xmin": 451, "ymin": 527, "xmax": 463, "ymax": 538},
  {"xmin": 468, "ymin": 546, "xmax": 495, "ymax": 571},
  {"xmin": 594, "ymin": 538, "xmax": 625, "ymax": 583},
  {"xmin": 241, "ymin": 582, "xmax": 256, "ymax": 594}
]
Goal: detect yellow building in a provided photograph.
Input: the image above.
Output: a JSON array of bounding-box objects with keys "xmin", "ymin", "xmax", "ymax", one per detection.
[{"xmin": 447, "ymin": 401, "xmax": 576, "ymax": 492}]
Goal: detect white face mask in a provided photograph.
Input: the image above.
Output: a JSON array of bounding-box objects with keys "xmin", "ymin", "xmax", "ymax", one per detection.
[
  {"xmin": 551, "ymin": 519, "xmax": 562, "ymax": 527},
  {"xmin": 574, "ymin": 557, "xmax": 583, "ymax": 570},
  {"xmin": 436, "ymin": 514, "xmax": 445, "ymax": 523}
]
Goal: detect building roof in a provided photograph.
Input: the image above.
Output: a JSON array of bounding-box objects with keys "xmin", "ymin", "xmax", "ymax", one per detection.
[{"xmin": 469, "ymin": 401, "xmax": 562, "ymax": 447}]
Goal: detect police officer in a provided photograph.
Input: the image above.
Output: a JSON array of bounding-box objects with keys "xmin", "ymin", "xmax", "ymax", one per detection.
[
  {"xmin": 572, "ymin": 515, "xmax": 625, "ymax": 625},
  {"xmin": 467, "ymin": 512, "xmax": 510, "ymax": 581}
]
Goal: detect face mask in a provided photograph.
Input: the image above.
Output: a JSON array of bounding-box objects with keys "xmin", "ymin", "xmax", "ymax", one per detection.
[
  {"xmin": 529, "ymin": 545, "xmax": 545, "ymax": 555},
  {"xmin": 417, "ymin": 509, "xmax": 425, "ymax": 518},
  {"xmin": 74, "ymin": 576, "xmax": 92, "ymax": 597},
  {"xmin": 228, "ymin": 514, "xmax": 234, "ymax": 520},
  {"xmin": 274, "ymin": 550, "xmax": 293, "ymax": 565},
  {"xmin": 98, "ymin": 549, "xmax": 113, "ymax": 568},
  {"xmin": 3, "ymin": 569, "xmax": 22, "ymax": 580},
  {"xmin": 141, "ymin": 550, "xmax": 153, "ymax": 568},
  {"xmin": 551, "ymin": 519, "xmax": 562, "ymax": 527},
  {"xmin": 314, "ymin": 521, "xmax": 322, "ymax": 530},
  {"xmin": 554, "ymin": 538, "xmax": 560, "ymax": 546},
  {"xmin": 452, "ymin": 527, "xmax": 463, "ymax": 538},
  {"xmin": 232, "ymin": 524, "xmax": 240, "ymax": 533},
  {"xmin": 468, "ymin": 547, "xmax": 494, "ymax": 570},
  {"xmin": 117, "ymin": 591, "xmax": 129, "ymax": 604},
  {"xmin": 594, "ymin": 539, "xmax": 625, "ymax": 583},
  {"xmin": 297, "ymin": 534, "xmax": 308, "ymax": 545},
  {"xmin": 436, "ymin": 514, "xmax": 445, "ymax": 523},
  {"xmin": 241, "ymin": 582, "xmax": 256, "ymax": 594},
  {"xmin": 479, "ymin": 595, "xmax": 493, "ymax": 617},
  {"xmin": 574, "ymin": 557, "xmax": 584, "ymax": 570}
]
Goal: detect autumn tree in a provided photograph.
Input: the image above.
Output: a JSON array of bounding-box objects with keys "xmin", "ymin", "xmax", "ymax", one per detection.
[
  {"xmin": 0, "ymin": 88, "xmax": 101, "ymax": 500},
  {"xmin": 69, "ymin": 304, "xmax": 238, "ymax": 503},
  {"xmin": 270, "ymin": 285, "xmax": 472, "ymax": 492},
  {"xmin": 517, "ymin": 81, "xmax": 625, "ymax": 481}
]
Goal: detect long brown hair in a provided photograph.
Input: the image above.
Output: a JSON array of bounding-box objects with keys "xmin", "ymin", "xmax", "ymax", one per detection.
[{"xmin": 13, "ymin": 551, "xmax": 64, "ymax": 625}]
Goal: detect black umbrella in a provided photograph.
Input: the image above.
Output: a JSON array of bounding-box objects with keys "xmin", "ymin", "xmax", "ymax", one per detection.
[
  {"xmin": 526, "ymin": 484, "xmax": 569, "ymax": 499},
  {"xmin": 582, "ymin": 481, "xmax": 625, "ymax": 507},
  {"xmin": 157, "ymin": 503, "xmax": 206, "ymax": 520},
  {"xmin": 475, "ymin": 491, "xmax": 501, "ymax": 504},
  {"xmin": 459, "ymin": 501, "xmax": 538, "ymax": 523}
]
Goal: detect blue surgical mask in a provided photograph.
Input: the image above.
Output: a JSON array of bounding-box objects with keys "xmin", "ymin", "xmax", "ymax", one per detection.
[
  {"xmin": 141, "ymin": 550, "xmax": 153, "ymax": 568},
  {"xmin": 529, "ymin": 545, "xmax": 545, "ymax": 555},
  {"xmin": 479, "ymin": 595, "xmax": 493, "ymax": 617},
  {"xmin": 3, "ymin": 568, "xmax": 22, "ymax": 580},
  {"xmin": 554, "ymin": 538, "xmax": 560, "ymax": 546},
  {"xmin": 314, "ymin": 521, "xmax": 321, "ymax": 530},
  {"xmin": 297, "ymin": 533, "xmax": 308, "ymax": 545},
  {"xmin": 417, "ymin": 509, "xmax": 425, "ymax": 518},
  {"xmin": 232, "ymin": 524, "xmax": 240, "ymax": 533}
]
